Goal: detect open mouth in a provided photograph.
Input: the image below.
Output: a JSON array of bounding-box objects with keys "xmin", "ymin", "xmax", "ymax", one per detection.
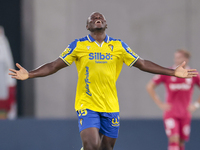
[{"xmin": 95, "ymin": 20, "xmax": 102, "ymax": 24}]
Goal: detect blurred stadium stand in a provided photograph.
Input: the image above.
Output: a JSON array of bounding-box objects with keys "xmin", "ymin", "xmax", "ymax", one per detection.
[{"xmin": 0, "ymin": 119, "xmax": 199, "ymax": 150}]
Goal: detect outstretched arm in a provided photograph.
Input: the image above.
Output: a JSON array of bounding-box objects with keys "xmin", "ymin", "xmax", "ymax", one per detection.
[
  {"xmin": 9, "ymin": 58, "xmax": 67, "ymax": 80},
  {"xmin": 133, "ymin": 58, "xmax": 197, "ymax": 78}
]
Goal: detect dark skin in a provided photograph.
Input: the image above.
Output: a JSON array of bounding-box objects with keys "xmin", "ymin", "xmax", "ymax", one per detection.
[
  {"xmin": 9, "ymin": 12, "xmax": 197, "ymax": 150},
  {"xmin": 86, "ymin": 12, "xmax": 107, "ymax": 43}
]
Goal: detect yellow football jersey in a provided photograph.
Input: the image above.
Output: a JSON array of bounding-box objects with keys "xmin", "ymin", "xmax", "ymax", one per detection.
[{"xmin": 59, "ymin": 34, "xmax": 139, "ymax": 112}]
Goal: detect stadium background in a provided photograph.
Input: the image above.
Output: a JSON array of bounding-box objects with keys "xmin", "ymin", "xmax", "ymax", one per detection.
[{"xmin": 0, "ymin": 0, "xmax": 200, "ymax": 149}]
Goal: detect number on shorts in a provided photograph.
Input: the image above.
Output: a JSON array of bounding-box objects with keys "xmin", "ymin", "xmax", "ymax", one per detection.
[{"xmin": 78, "ymin": 109, "xmax": 88, "ymax": 116}]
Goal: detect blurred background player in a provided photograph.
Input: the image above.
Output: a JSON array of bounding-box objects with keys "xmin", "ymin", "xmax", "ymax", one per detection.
[
  {"xmin": 146, "ymin": 49, "xmax": 200, "ymax": 150},
  {"xmin": 0, "ymin": 26, "xmax": 17, "ymax": 119}
]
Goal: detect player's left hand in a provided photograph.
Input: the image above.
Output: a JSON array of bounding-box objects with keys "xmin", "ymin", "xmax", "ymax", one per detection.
[
  {"xmin": 174, "ymin": 61, "xmax": 198, "ymax": 78},
  {"xmin": 187, "ymin": 104, "xmax": 197, "ymax": 113}
]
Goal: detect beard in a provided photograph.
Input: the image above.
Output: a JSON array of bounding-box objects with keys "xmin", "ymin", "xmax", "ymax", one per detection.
[
  {"xmin": 88, "ymin": 26, "xmax": 106, "ymax": 32},
  {"xmin": 96, "ymin": 27, "xmax": 103, "ymax": 30}
]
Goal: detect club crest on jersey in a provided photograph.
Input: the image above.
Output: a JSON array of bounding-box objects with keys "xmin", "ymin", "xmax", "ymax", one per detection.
[{"xmin": 108, "ymin": 44, "xmax": 114, "ymax": 51}]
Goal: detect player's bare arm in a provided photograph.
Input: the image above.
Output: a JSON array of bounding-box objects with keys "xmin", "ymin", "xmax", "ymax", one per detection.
[
  {"xmin": 188, "ymin": 95, "xmax": 200, "ymax": 112},
  {"xmin": 146, "ymin": 80, "xmax": 171, "ymax": 111},
  {"xmin": 133, "ymin": 58, "xmax": 197, "ymax": 78},
  {"xmin": 9, "ymin": 58, "xmax": 67, "ymax": 80}
]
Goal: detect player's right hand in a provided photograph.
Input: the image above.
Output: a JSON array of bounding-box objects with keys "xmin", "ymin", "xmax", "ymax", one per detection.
[
  {"xmin": 158, "ymin": 103, "xmax": 171, "ymax": 111},
  {"xmin": 8, "ymin": 63, "xmax": 29, "ymax": 80},
  {"xmin": 187, "ymin": 104, "xmax": 197, "ymax": 113},
  {"xmin": 174, "ymin": 61, "xmax": 198, "ymax": 78}
]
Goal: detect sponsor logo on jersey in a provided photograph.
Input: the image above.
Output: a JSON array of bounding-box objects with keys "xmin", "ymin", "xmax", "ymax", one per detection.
[
  {"xmin": 89, "ymin": 52, "xmax": 113, "ymax": 63},
  {"xmin": 85, "ymin": 66, "xmax": 92, "ymax": 96},
  {"xmin": 127, "ymin": 47, "xmax": 138, "ymax": 57},
  {"xmin": 60, "ymin": 47, "xmax": 71, "ymax": 57},
  {"xmin": 169, "ymin": 83, "xmax": 191, "ymax": 90}
]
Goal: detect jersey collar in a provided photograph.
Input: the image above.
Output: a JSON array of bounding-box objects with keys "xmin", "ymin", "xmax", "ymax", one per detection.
[{"xmin": 87, "ymin": 34, "xmax": 110, "ymax": 43}]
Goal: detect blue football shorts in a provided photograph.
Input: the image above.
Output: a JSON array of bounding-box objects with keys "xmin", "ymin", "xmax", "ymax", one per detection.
[{"xmin": 77, "ymin": 109, "xmax": 120, "ymax": 138}]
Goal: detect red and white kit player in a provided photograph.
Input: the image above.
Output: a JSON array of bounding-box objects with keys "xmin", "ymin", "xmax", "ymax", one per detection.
[{"xmin": 146, "ymin": 49, "xmax": 200, "ymax": 150}]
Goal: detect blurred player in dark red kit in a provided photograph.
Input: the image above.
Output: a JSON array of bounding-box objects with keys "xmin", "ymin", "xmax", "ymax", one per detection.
[
  {"xmin": 0, "ymin": 26, "xmax": 17, "ymax": 119},
  {"xmin": 146, "ymin": 49, "xmax": 200, "ymax": 150}
]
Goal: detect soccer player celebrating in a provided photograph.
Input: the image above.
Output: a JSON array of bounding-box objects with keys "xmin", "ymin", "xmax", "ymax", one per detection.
[
  {"xmin": 146, "ymin": 49, "xmax": 200, "ymax": 150},
  {"xmin": 9, "ymin": 12, "xmax": 198, "ymax": 150}
]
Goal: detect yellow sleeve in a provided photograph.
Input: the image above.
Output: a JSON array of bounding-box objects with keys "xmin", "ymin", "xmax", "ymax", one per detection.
[
  {"xmin": 121, "ymin": 40, "xmax": 139, "ymax": 67},
  {"xmin": 59, "ymin": 39, "xmax": 78, "ymax": 66}
]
